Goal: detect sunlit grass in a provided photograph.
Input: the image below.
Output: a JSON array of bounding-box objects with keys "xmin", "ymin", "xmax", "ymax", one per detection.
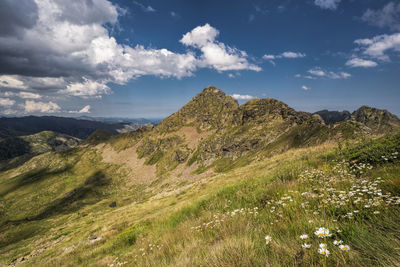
[{"xmin": 0, "ymin": 134, "xmax": 399, "ymax": 266}]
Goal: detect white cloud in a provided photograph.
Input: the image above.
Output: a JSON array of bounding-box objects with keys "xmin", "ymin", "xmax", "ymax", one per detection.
[
  {"xmin": 314, "ymin": 0, "xmax": 341, "ymax": 10},
  {"xmin": 231, "ymin": 94, "xmax": 255, "ymax": 100},
  {"xmin": 307, "ymin": 68, "xmax": 351, "ymax": 79},
  {"xmin": 180, "ymin": 24, "xmax": 219, "ymax": 47},
  {"xmin": 18, "ymin": 92, "xmax": 42, "ymax": 99},
  {"xmin": 62, "ymin": 78, "xmax": 111, "ymax": 98},
  {"xmin": 345, "ymin": 58, "xmax": 378, "ymax": 68},
  {"xmin": 0, "ymin": 75, "xmax": 67, "ymax": 91},
  {"xmin": 0, "ymin": 75, "xmax": 28, "ymax": 89},
  {"xmin": 1, "ymin": 109, "xmax": 18, "ymax": 115},
  {"xmin": 281, "ymin": 52, "xmax": 306, "ymax": 58},
  {"xmin": 354, "ymin": 33, "xmax": 400, "ymax": 61},
  {"xmin": 24, "ymin": 100, "xmax": 60, "ymax": 113},
  {"xmin": 68, "ymin": 105, "xmax": 91, "ymax": 113},
  {"xmin": 180, "ymin": 24, "xmax": 261, "ymax": 72},
  {"xmin": 0, "ymin": 91, "xmax": 16, "ymax": 97},
  {"xmin": 262, "ymin": 51, "xmax": 305, "ymax": 65},
  {"xmin": 361, "ymin": 2, "xmax": 400, "ymax": 31},
  {"xmin": 0, "ymin": 97, "xmax": 15, "ymax": 106},
  {"xmin": 262, "ymin": 54, "xmax": 275, "ymax": 60},
  {"xmin": 301, "ymin": 85, "xmax": 311, "ymax": 91},
  {"xmin": 294, "ymin": 74, "xmax": 317, "ymax": 79},
  {"xmin": 308, "ymin": 69, "xmax": 326, "ymax": 77},
  {"xmin": 304, "ymin": 75, "xmax": 317, "ymax": 80},
  {"xmin": 79, "ymin": 105, "xmax": 91, "ymax": 113},
  {"xmin": 228, "ymin": 73, "xmax": 235, "ymax": 78}
]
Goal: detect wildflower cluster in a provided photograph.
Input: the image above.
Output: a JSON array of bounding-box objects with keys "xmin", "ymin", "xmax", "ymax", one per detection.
[
  {"xmin": 265, "ymin": 226, "xmax": 350, "ymax": 257},
  {"xmin": 261, "ymin": 159, "xmax": 399, "ymax": 263},
  {"xmin": 132, "ymin": 242, "xmax": 164, "ymax": 262},
  {"xmin": 191, "ymin": 207, "xmax": 259, "ymax": 232},
  {"xmin": 297, "ymin": 227, "xmax": 350, "ymax": 257},
  {"xmin": 348, "ymin": 162, "xmax": 373, "ymax": 176},
  {"xmin": 109, "ymin": 257, "xmax": 127, "ymax": 267},
  {"xmin": 381, "ymin": 151, "xmax": 398, "ymax": 162}
]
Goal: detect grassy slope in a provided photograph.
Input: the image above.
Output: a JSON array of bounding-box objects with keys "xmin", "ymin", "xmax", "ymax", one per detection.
[{"xmin": 0, "ymin": 133, "xmax": 399, "ymax": 266}]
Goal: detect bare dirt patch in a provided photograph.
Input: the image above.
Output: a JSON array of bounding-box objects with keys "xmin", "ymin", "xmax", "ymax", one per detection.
[{"xmin": 101, "ymin": 144, "xmax": 156, "ymax": 184}]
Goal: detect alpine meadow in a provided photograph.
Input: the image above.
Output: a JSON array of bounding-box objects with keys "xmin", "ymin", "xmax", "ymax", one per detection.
[{"xmin": 1, "ymin": 1, "xmax": 400, "ymax": 267}]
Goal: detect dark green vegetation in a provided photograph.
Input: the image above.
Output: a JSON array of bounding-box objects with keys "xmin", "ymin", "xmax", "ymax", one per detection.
[
  {"xmin": 0, "ymin": 86, "xmax": 399, "ymax": 266},
  {"xmin": 0, "ymin": 131, "xmax": 80, "ymax": 161}
]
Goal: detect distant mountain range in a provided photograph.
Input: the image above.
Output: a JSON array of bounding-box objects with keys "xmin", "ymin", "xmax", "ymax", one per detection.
[
  {"xmin": 76, "ymin": 116, "xmax": 161, "ymax": 124},
  {"xmin": 0, "ymin": 116, "xmax": 157, "ymax": 140}
]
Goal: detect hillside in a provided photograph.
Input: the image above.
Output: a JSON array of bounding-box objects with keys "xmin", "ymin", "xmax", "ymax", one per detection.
[
  {"xmin": 0, "ymin": 86, "xmax": 399, "ymax": 266},
  {"xmin": 0, "ymin": 131, "xmax": 80, "ymax": 162},
  {"xmin": 0, "ymin": 116, "xmax": 144, "ymax": 140}
]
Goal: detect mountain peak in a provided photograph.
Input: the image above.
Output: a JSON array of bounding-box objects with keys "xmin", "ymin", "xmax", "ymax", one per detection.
[
  {"xmin": 352, "ymin": 105, "xmax": 400, "ymax": 133},
  {"xmin": 156, "ymin": 86, "xmax": 239, "ymax": 132},
  {"xmin": 201, "ymin": 85, "xmax": 222, "ymax": 94}
]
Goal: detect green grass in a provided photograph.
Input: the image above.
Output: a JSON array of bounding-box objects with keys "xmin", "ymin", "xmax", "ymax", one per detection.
[{"xmin": 0, "ymin": 134, "xmax": 399, "ymax": 266}]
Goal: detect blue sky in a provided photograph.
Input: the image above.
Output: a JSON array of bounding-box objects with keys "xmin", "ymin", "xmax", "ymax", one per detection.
[{"xmin": 0, "ymin": 0, "xmax": 399, "ymax": 118}]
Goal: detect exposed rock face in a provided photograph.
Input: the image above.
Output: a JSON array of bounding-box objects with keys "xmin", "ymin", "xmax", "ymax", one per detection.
[
  {"xmin": 240, "ymin": 98, "xmax": 311, "ymax": 125},
  {"xmin": 155, "ymin": 86, "xmax": 240, "ymax": 133},
  {"xmin": 314, "ymin": 110, "xmax": 351, "ymax": 125},
  {"xmin": 351, "ymin": 106, "xmax": 400, "ymax": 133}
]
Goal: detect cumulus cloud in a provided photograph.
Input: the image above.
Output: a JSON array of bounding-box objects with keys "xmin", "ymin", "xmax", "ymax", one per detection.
[
  {"xmin": 354, "ymin": 33, "xmax": 400, "ymax": 61},
  {"xmin": 345, "ymin": 58, "xmax": 378, "ymax": 68},
  {"xmin": 180, "ymin": 24, "xmax": 261, "ymax": 72},
  {"xmin": 301, "ymin": 85, "xmax": 311, "ymax": 91},
  {"xmin": 314, "ymin": 0, "xmax": 341, "ymax": 10},
  {"xmin": 18, "ymin": 91, "xmax": 42, "ymax": 99},
  {"xmin": 62, "ymin": 78, "xmax": 111, "ymax": 98},
  {"xmin": 0, "ymin": 75, "xmax": 67, "ymax": 91},
  {"xmin": 231, "ymin": 94, "xmax": 255, "ymax": 100},
  {"xmin": 0, "ymin": 75, "xmax": 28, "ymax": 90},
  {"xmin": 361, "ymin": 2, "xmax": 400, "ymax": 31},
  {"xmin": 263, "ymin": 51, "xmax": 305, "ymax": 65},
  {"xmin": 307, "ymin": 68, "xmax": 351, "ymax": 79},
  {"xmin": 0, "ymin": 2, "xmax": 259, "ymax": 100},
  {"xmin": 24, "ymin": 100, "xmax": 61, "ymax": 113},
  {"xmin": 0, "ymin": 97, "xmax": 15, "ymax": 106},
  {"xmin": 69, "ymin": 105, "xmax": 91, "ymax": 113},
  {"xmin": 79, "ymin": 105, "xmax": 91, "ymax": 113}
]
